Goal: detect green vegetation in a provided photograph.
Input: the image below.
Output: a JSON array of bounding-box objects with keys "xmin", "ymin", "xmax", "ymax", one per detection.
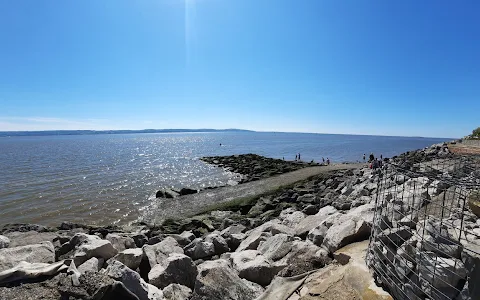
[{"xmin": 472, "ymin": 127, "xmax": 480, "ymax": 138}]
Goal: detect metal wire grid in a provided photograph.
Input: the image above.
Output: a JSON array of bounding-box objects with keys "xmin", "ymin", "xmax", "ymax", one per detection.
[{"xmin": 367, "ymin": 155, "xmax": 480, "ymax": 300}]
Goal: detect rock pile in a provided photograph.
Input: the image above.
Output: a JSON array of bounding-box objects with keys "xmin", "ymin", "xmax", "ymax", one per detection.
[
  {"xmin": 0, "ymin": 143, "xmax": 477, "ymax": 299},
  {"xmin": 201, "ymin": 154, "xmax": 317, "ymax": 183}
]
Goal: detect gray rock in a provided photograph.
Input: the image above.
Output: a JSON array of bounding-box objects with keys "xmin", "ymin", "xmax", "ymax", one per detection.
[
  {"xmin": 205, "ymin": 233, "xmax": 230, "ymax": 255},
  {"xmin": 192, "ymin": 259, "xmax": 263, "ymax": 300},
  {"xmin": 302, "ymin": 205, "xmax": 318, "ymax": 215},
  {"xmin": 184, "ymin": 238, "xmax": 216, "ymax": 260},
  {"xmin": 115, "ymin": 248, "xmax": 144, "ymax": 270},
  {"xmin": 220, "ymin": 225, "xmax": 246, "ymax": 237},
  {"xmin": 4, "ymin": 231, "xmax": 58, "ymax": 248},
  {"xmin": 377, "ymin": 226, "xmax": 413, "ymax": 246},
  {"xmin": 277, "ymin": 240, "xmax": 331, "ymax": 277},
  {"xmin": 321, "ymin": 204, "xmax": 374, "ymax": 252},
  {"xmin": 143, "ymin": 236, "xmax": 184, "ymax": 268},
  {"xmin": 258, "ymin": 233, "xmax": 294, "ymax": 261},
  {"xmin": 0, "ymin": 241, "xmax": 55, "ymax": 272},
  {"xmin": 294, "ymin": 205, "xmax": 338, "ymax": 238},
  {"xmin": 104, "ymin": 260, "xmax": 163, "ymax": 300},
  {"xmin": 163, "ymin": 283, "xmax": 192, "ymax": 300},
  {"xmin": 307, "ymin": 223, "xmax": 329, "ymax": 246},
  {"xmin": 106, "ymin": 233, "xmax": 136, "ymax": 252},
  {"xmin": 224, "ymin": 233, "xmax": 246, "ymax": 251},
  {"xmin": 148, "ymin": 253, "xmax": 198, "ymax": 289},
  {"xmin": 228, "ymin": 250, "xmax": 283, "ymax": 286},
  {"xmin": 71, "ymin": 233, "xmax": 118, "ymax": 265},
  {"xmin": 281, "ymin": 211, "xmax": 307, "ymax": 227},
  {"xmin": 297, "ymin": 194, "xmax": 316, "ymax": 204},
  {"xmin": 235, "ymin": 231, "xmax": 271, "ymax": 252},
  {"xmin": 417, "ymin": 251, "xmax": 467, "ymax": 299},
  {"xmin": 0, "ymin": 235, "xmax": 10, "ymax": 249},
  {"xmin": 77, "ymin": 257, "xmax": 104, "ymax": 274}
]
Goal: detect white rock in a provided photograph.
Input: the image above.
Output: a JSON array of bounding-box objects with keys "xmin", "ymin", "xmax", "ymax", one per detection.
[
  {"xmin": 0, "ymin": 235, "xmax": 10, "ymax": 249},
  {"xmin": 77, "ymin": 257, "xmax": 104, "ymax": 274},
  {"xmin": 103, "ymin": 260, "xmax": 163, "ymax": 300},
  {"xmin": 294, "ymin": 206, "xmax": 339, "ymax": 237},
  {"xmin": 228, "ymin": 250, "xmax": 283, "ymax": 286},
  {"xmin": 148, "ymin": 253, "xmax": 197, "ymax": 289},
  {"xmin": 163, "ymin": 283, "xmax": 192, "ymax": 300},
  {"xmin": 281, "ymin": 211, "xmax": 307, "ymax": 227},
  {"xmin": 115, "ymin": 248, "xmax": 144, "ymax": 270},
  {"xmin": 143, "ymin": 236, "xmax": 183, "ymax": 268},
  {"xmin": 106, "ymin": 233, "xmax": 136, "ymax": 252},
  {"xmin": 71, "ymin": 233, "xmax": 118, "ymax": 265},
  {"xmin": 193, "ymin": 259, "xmax": 264, "ymax": 300},
  {"xmin": 0, "ymin": 242, "xmax": 55, "ymax": 272},
  {"xmin": 258, "ymin": 233, "xmax": 294, "ymax": 261},
  {"xmin": 236, "ymin": 231, "xmax": 272, "ymax": 252}
]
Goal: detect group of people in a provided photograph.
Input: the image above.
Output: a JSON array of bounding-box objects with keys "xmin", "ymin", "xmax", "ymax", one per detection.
[
  {"xmin": 363, "ymin": 152, "xmax": 384, "ymax": 170},
  {"xmin": 291, "ymin": 153, "xmax": 330, "ymax": 165}
]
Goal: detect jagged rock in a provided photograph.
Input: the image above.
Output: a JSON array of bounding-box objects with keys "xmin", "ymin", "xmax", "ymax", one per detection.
[
  {"xmin": 4, "ymin": 231, "xmax": 58, "ymax": 248},
  {"xmin": 277, "ymin": 240, "xmax": 331, "ymax": 276},
  {"xmin": 184, "ymin": 239, "xmax": 216, "ymax": 260},
  {"xmin": 257, "ymin": 233, "xmax": 293, "ymax": 261},
  {"xmin": 297, "ymin": 194, "xmax": 316, "ymax": 204},
  {"xmin": 205, "ymin": 233, "xmax": 230, "ymax": 255},
  {"xmin": 103, "ymin": 260, "xmax": 163, "ymax": 300},
  {"xmin": 281, "ymin": 211, "xmax": 307, "ymax": 227},
  {"xmin": 307, "ymin": 223, "xmax": 329, "ymax": 246},
  {"xmin": 322, "ymin": 204, "xmax": 374, "ymax": 252},
  {"xmin": 148, "ymin": 253, "xmax": 198, "ymax": 289},
  {"xmin": 236, "ymin": 231, "xmax": 272, "ymax": 252},
  {"xmin": 0, "ymin": 235, "xmax": 10, "ymax": 249},
  {"xmin": 77, "ymin": 257, "xmax": 104, "ymax": 274},
  {"xmin": 294, "ymin": 206, "xmax": 338, "ymax": 238},
  {"xmin": 0, "ymin": 223, "xmax": 50, "ymax": 234},
  {"xmin": 156, "ymin": 188, "xmax": 180, "ymax": 198},
  {"xmin": 377, "ymin": 226, "xmax": 413, "ymax": 246},
  {"xmin": 106, "ymin": 233, "xmax": 136, "ymax": 252},
  {"xmin": 302, "ymin": 205, "xmax": 318, "ymax": 215},
  {"xmin": 115, "ymin": 248, "xmax": 144, "ymax": 270},
  {"xmin": 192, "ymin": 259, "xmax": 264, "ymax": 300},
  {"xmin": 143, "ymin": 236, "xmax": 184, "ymax": 268},
  {"xmin": 69, "ymin": 233, "xmax": 118, "ymax": 265},
  {"xmin": 220, "ymin": 225, "xmax": 246, "ymax": 237},
  {"xmin": 0, "ymin": 242, "xmax": 55, "ymax": 272},
  {"xmin": 163, "ymin": 283, "xmax": 192, "ymax": 300},
  {"xmin": 228, "ymin": 250, "xmax": 283, "ymax": 286},
  {"xmin": 224, "ymin": 233, "xmax": 246, "ymax": 251},
  {"xmin": 417, "ymin": 251, "xmax": 467, "ymax": 299}
]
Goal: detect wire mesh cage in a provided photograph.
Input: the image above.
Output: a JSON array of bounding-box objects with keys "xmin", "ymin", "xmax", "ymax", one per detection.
[{"xmin": 367, "ymin": 147, "xmax": 480, "ymax": 300}]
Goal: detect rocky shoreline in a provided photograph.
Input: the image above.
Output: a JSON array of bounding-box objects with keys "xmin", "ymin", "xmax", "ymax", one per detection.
[{"xmin": 0, "ymin": 143, "xmax": 479, "ymax": 299}]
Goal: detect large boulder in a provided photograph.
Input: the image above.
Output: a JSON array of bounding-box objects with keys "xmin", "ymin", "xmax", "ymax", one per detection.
[
  {"xmin": 106, "ymin": 233, "xmax": 136, "ymax": 252},
  {"xmin": 184, "ymin": 238, "xmax": 216, "ymax": 260},
  {"xmin": 228, "ymin": 250, "xmax": 284, "ymax": 286},
  {"xmin": 205, "ymin": 233, "xmax": 230, "ymax": 255},
  {"xmin": 148, "ymin": 253, "xmax": 198, "ymax": 289},
  {"xmin": 115, "ymin": 248, "xmax": 144, "ymax": 270},
  {"xmin": 163, "ymin": 283, "xmax": 192, "ymax": 300},
  {"xmin": 103, "ymin": 260, "xmax": 163, "ymax": 300},
  {"xmin": 192, "ymin": 259, "xmax": 264, "ymax": 300},
  {"xmin": 0, "ymin": 242, "xmax": 55, "ymax": 272},
  {"xmin": 77, "ymin": 257, "xmax": 104, "ymax": 274},
  {"xmin": 294, "ymin": 206, "xmax": 338, "ymax": 238},
  {"xmin": 235, "ymin": 231, "xmax": 272, "ymax": 252},
  {"xmin": 277, "ymin": 240, "xmax": 331, "ymax": 277},
  {"xmin": 258, "ymin": 233, "xmax": 294, "ymax": 261},
  {"xmin": 70, "ymin": 233, "xmax": 118, "ymax": 265},
  {"xmin": 0, "ymin": 235, "xmax": 10, "ymax": 249},
  {"xmin": 321, "ymin": 204, "xmax": 374, "ymax": 252},
  {"xmin": 143, "ymin": 236, "xmax": 183, "ymax": 268}
]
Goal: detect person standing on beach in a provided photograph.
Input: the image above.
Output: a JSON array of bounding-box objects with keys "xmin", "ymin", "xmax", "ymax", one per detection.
[
  {"xmin": 369, "ymin": 153, "xmax": 374, "ymax": 162},
  {"xmin": 322, "ymin": 157, "xmax": 325, "ymax": 164},
  {"xmin": 380, "ymin": 154, "xmax": 383, "ymax": 160},
  {"xmin": 295, "ymin": 154, "xmax": 298, "ymax": 161},
  {"xmin": 326, "ymin": 158, "xmax": 330, "ymax": 165},
  {"xmin": 363, "ymin": 154, "xmax": 366, "ymax": 162},
  {"xmin": 298, "ymin": 153, "xmax": 301, "ymax": 161}
]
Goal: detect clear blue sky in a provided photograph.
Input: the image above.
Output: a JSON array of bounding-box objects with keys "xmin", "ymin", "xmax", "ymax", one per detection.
[{"xmin": 0, "ymin": 0, "xmax": 478, "ymax": 137}]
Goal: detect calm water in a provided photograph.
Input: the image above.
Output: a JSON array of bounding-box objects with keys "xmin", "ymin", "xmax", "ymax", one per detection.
[{"xmin": 0, "ymin": 132, "xmax": 448, "ymax": 226}]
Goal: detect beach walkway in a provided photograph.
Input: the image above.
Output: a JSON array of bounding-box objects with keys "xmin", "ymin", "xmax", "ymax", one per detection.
[{"xmin": 144, "ymin": 163, "xmax": 364, "ymax": 223}]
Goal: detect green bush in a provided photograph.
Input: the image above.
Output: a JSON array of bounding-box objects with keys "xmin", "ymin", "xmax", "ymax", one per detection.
[{"xmin": 472, "ymin": 127, "xmax": 480, "ymax": 138}]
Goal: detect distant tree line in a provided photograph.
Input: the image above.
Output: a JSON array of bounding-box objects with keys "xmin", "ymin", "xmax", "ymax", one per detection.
[{"xmin": 471, "ymin": 127, "xmax": 480, "ymax": 139}]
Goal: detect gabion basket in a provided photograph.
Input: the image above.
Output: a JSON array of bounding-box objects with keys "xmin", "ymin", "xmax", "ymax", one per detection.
[{"xmin": 367, "ymin": 153, "xmax": 480, "ymax": 300}]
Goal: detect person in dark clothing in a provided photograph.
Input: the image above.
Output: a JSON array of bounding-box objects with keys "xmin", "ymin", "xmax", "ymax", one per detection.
[{"xmin": 369, "ymin": 153, "xmax": 374, "ymax": 162}]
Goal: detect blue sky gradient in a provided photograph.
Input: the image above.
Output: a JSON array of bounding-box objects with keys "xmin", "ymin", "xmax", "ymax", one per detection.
[{"xmin": 1, "ymin": 0, "xmax": 479, "ymax": 137}]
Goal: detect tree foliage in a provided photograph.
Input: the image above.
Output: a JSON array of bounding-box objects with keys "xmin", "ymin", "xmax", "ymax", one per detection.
[{"xmin": 472, "ymin": 127, "xmax": 480, "ymax": 138}]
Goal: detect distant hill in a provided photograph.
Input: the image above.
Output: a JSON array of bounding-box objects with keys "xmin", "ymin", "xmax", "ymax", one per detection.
[{"xmin": 0, "ymin": 129, "xmax": 253, "ymax": 137}]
